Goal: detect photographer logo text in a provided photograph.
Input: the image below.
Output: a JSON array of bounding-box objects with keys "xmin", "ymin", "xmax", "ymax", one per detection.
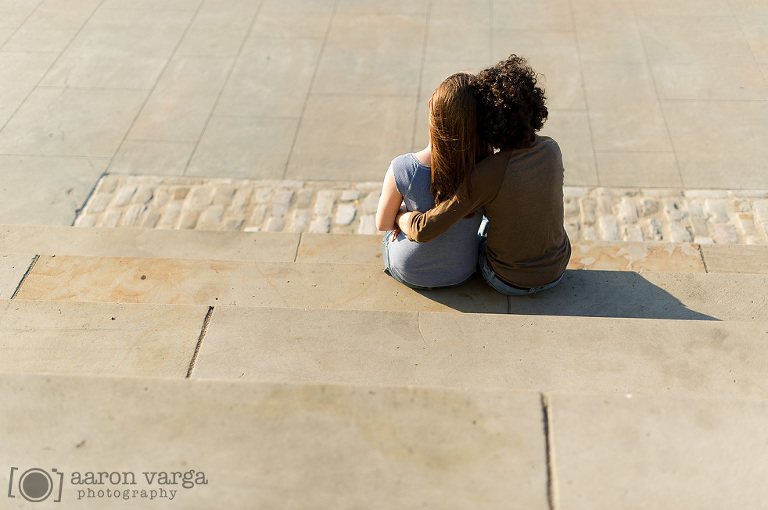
[{"xmin": 8, "ymin": 467, "xmax": 208, "ymax": 503}]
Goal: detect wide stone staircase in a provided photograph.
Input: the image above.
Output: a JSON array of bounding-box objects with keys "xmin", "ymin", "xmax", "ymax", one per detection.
[{"xmin": 2, "ymin": 224, "xmax": 767, "ymax": 509}]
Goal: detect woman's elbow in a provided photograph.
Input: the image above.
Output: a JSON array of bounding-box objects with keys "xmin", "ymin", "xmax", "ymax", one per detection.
[{"xmin": 375, "ymin": 213, "xmax": 392, "ymax": 232}]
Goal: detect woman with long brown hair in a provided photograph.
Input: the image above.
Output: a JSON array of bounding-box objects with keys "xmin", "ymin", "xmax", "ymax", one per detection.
[{"xmin": 375, "ymin": 72, "xmax": 487, "ymax": 289}]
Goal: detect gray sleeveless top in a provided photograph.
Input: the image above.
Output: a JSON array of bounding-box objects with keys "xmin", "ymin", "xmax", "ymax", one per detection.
[{"xmin": 386, "ymin": 153, "xmax": 481, "ymax": 287}]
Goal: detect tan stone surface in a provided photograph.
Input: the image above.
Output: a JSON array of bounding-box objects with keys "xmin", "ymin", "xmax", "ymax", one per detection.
[
  {"xmin": 0, "ymin": 225, "xmax": 300, "ymax": 262},
  {"xmin": 549, "ymin": 393, "xmax": 768, "ymax": 509},
  {"xmin": 128, "ymin": 56, "xmax": 234, "ymax": 142},
  {"xmin": 511, "ymin": 270, "xmax": 768, "ymax": 321},
  {"xmin": 194, "ymin": 307, "xmax": 768, "ymax": 399},
  {"xmin": 185, "ymin": 116, "xmax": 299, "ymax": 180},
  {"xmin": 15, "ymin": 256, "xmax": 507, "ymax": 313},
  {"xmin": 286, "ymin": 95, "xmax": 416, "ymax": 182},
  {"xmin": 296, "ymin": 233, "xmax": 382, "ymax": 264},
  {"xmin": 582, "ymin": 62, "xmax": 672, "ymax": 152},
  {"xmin": 664, "ymin": 99, "xmax": 768, "ymax": 189},
  {"xmin": 0, "ymin": 253, "xmax": 34, "ymax": 298},
  {"xmin": 0, "ymin": 300, "xmax": 207, "ymax": 377},
  {"xmin": 568, "ymin": 241, "xmax": 705, "ymax": 272},
  {"xmin": 5, "ymin": 225, "xmax": 766, "ymax": 273},
  {"xmin": 193, "ymin": 307, "xmax": 424, "ymax": 383},
  {"xmin": 700, "ymin": 244, "xmax": 768, "ymax": 274},
  {"xmin": 14, "ymin": 251, "xmax": 768, "ymax": 319},
  {"xmin": 2, "ymin": 0, "xmax": 768, "ymax": 236},
  {"xmin": 0, "ymin": 156, "xmax": 108, "ymax": 226},
  {"xmin": 0, "ymin": 87, "xmax": 147, "ymax": 157},
  {"xmin": 0, "ymin": 373, "xmax": 549, "ymax": 509},
  {"xmin": 418, "ymin": 312, "xmax": 768, "ymax": 398}
]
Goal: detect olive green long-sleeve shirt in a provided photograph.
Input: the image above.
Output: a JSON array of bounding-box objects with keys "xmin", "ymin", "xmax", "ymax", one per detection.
[{"xmin": 407, "ymin": 136, "xmax": 571, "ymax": 288}]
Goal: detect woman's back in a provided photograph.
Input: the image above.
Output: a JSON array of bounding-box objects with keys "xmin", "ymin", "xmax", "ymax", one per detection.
[{"xmin": 385, "ymin": 153, "xmax": 480, "ymax": 288}]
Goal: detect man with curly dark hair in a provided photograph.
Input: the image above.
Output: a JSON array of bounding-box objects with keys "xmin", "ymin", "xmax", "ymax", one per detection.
[
  {"xmin": 474, "ymin": 54, "xmax": 548, "ymax": 151},
  {"xmin": 396, "ymin": 54, "xmax": 571, "ymax": 295}
]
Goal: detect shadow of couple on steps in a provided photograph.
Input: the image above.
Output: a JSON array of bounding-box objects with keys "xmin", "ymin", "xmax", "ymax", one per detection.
[{"xmin": 419, "ymin": 270, "xmax": 720, "ymax": 321}]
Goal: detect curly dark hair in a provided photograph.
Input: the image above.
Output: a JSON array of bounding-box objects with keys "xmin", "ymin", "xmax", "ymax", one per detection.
[{"xmin": 473, "ymin": 55, "xmax": 548, "ymax": 150}]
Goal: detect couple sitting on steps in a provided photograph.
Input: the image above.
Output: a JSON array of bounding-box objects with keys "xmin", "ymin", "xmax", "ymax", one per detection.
[{"xmin": 376, "ymin": 54, "xmax": 571, "ymax": 296}]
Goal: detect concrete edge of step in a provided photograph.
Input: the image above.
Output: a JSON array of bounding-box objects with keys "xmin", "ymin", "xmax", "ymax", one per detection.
[
  {"xmin": 1, "ymin": 224, "xmax": 767, "ymax": 275},
  {"xmin": 2, "ymin": 370, "xmax": 768, "ymax": 407}
]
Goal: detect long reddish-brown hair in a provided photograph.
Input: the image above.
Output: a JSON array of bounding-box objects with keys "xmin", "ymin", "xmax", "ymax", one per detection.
[{"xmin": 429, "ymin": 72, "xmax": 479, "ymax": 205}]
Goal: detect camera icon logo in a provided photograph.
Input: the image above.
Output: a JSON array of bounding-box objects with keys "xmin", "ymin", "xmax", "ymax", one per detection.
[{"xmin": 8, "ymin": 467, "xmax": 63, "ymax": 503}]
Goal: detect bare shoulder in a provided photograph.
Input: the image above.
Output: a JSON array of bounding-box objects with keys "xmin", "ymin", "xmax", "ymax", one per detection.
[{"xmin": 413, "ymin": 146, "xmax": 431, "ymax": 167}]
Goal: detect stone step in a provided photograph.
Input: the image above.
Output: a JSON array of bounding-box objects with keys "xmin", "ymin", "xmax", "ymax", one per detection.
[
  {"xmin": 3, "ymin": 372, "xmax": 767, "ymax": 509},
  {"xmin": 0, "ymin": 224, "xmax": 305, "ymax": 262},
  {"xmin": 9, "ymin": 254, "xmax": 768, "ymax": 320},
  {"xmin": 0, "ymin": 372, "xmax": 549, "ymax": 509},
  {"xmin": 0, "ymin": 224, "xmax": 387, "ymax": 264},
  {"xmin": 0, "ymin": 253, "xmax": 34, "ymax": 299},
  {"xmin": 546, "ymin": 392, "xmax": 768, "ymax": 509},
  {"xmin": 192, "ymin": 307, "xmax": 768, "ymax": 400},
  {"xmin": 0, "ymin": 299, "xmax": 208, "ymax": 378},
  {"xmin": 2, "ymin": 224, "xmax": 767, "ymax": 273},
  {"xmin": 3, "ymin": 300, "xmax": 766, "ymax": 400}
]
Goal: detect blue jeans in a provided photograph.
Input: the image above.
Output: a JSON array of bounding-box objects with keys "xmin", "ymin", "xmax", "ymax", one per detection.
[{"xmin": 477, "ymin": 218, "xmax": 564, "ymax": 296}]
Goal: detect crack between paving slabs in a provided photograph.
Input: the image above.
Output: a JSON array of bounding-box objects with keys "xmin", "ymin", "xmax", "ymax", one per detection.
[
  {"xmin": 10, "ymin": 254, "xmax": 40, "ymax": 299},
  {"xmin": 697, "ymin": 244, "xmax": 710, "ymax": 273},
  {"xmin": 186, "ymin": 306, "xmax": 215, "ymax": 379},
  {"xmin": 415, "ymin": 311, "xmax": 428, "ymax": 350},
  {"xmin": 541, "ymin": 393, "xmax": 559, "ymax": 510}
]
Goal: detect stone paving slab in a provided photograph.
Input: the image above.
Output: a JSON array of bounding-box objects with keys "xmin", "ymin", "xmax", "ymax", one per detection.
[
  {"xmin": 6, "ymin": 224, "xmax": 766, "ymax": 273},
  {"xmin": 0, "ymin": 253, "xmax": 33, "ymax": 299},
  {"xmin": 14, "ymin": 255, "xmax": 508, "ymax": 314},
  {"xmin": 514, "ymin": 270, "xmax": 768, "ymax": 322},
  {"xmin": 0, "ymin": 155, "xmax": 107, "ymax": 226},
  {"xmin": 700, "ymin": 244, "xmax": 768, "ymax": 274},
  {"xmin": 296, "ymin": 232, "xmax": 384, "ymax": 265},
  {"xmin": 0, "ymin": 373, "xmax": 549, "ymax": 509},
  {"xmin": 298, "ymin": 233, "xmax": 710, "ymax": 272},
  {"xmin": 0, "ymin": 224, "xmax": 714, "ymax": 272},
  {"xmin": 193, "ymin": 306, "xmax": 768, "ymax": 400},
  {"xmin": 1, "ymin": 0, "xmax": 767, "ymax": 199},
  {"xmin": 549, "ymin": 393, "xmax": 768, "ymax": 509},
  {"xmin": 75, "ymin": 175, "xmax": 768, "ymax": 245},
  {"xmin": 0, "ymin": 225, "xmax": 301, "ymax": 262},
  {"xmin": 11, "ymin": 254, "xmax": 768, "ymax": 321},
  {"xmin": 0, "ymin": 300, "xmax": 207, "ymax": 378},
  {"xmin": 568, "ymin": 241, "xmax": 705, "ymax": 273}
]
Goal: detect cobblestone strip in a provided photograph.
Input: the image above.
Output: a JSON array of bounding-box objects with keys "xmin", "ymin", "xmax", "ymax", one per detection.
[
  {"xmin": 76, "ymin": 175, "xmax": 383, "ymax": 235},
  {"xmin": 75, "ymin": 175, "xmax": 768, "ymax": 245}
]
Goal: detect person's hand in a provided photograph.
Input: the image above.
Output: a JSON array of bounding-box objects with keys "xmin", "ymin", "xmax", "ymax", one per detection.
[{"xmin": 391, "ymin": 226, "xmax": 400, "ymax": 241}]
